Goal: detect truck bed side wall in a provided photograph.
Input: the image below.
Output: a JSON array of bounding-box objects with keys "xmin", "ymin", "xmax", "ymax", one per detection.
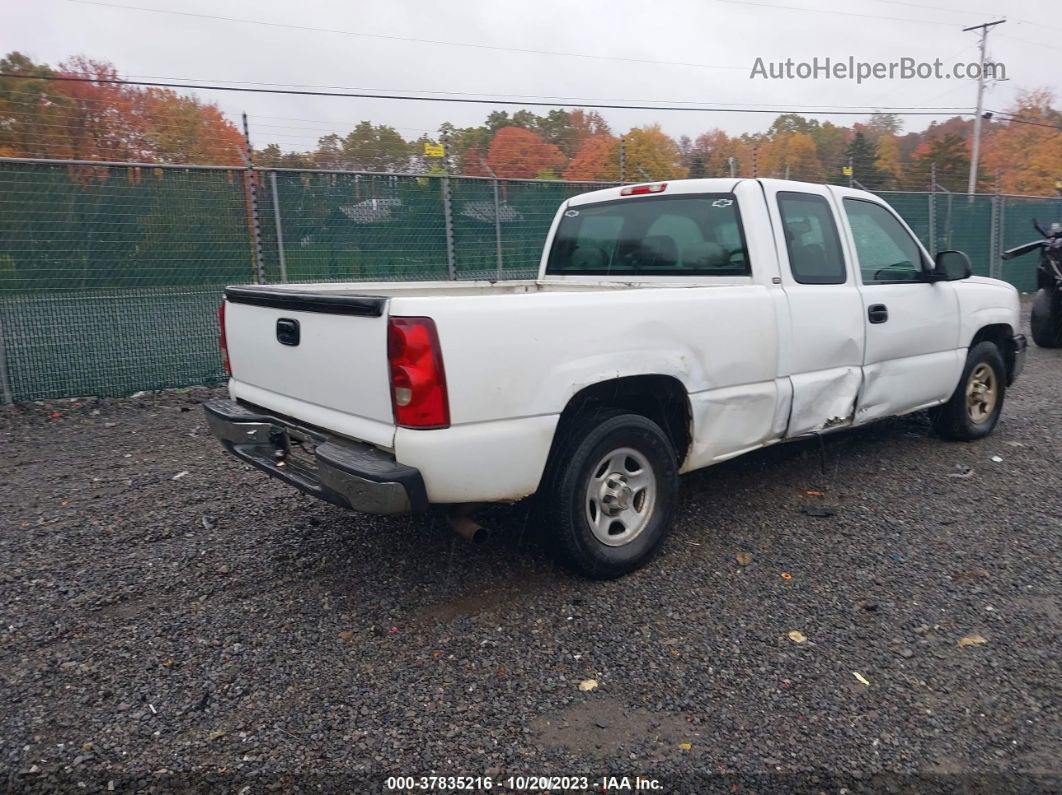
[{"xmin": 390, "ymin": 286, "xmax": 781, "ymax": 502}]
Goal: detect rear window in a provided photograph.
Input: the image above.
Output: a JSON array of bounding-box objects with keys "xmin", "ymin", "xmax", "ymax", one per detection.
[{"xmin": 545, "ymin": 194, "xmax": 750, "ymax": 276}]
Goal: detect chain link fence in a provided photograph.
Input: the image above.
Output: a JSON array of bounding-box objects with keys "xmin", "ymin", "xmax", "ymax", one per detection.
[{"xmin": 1, "ymin": 156, "xmax": 1060, "ymax": 402}]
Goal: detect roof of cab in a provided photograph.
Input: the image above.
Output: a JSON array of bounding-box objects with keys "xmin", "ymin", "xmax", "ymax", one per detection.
[
  {"xmin": 566, "ymin": 178, "xmax": 742, "ymax": 207},
  {"xmin": 565, "ymin": 177, "xmax": 878, "ymax": 208}
]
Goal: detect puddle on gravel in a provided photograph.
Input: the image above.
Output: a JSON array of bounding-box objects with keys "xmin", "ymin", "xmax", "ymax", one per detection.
[
  {"xmin": 415, "ymin": 588, "xmax": 519, "ymax": 623},
  {"xmin": 530, "ymin": 695, "xmax": 698, "ymax": 757}
]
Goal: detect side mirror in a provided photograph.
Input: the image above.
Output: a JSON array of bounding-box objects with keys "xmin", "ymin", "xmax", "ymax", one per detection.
[{"xmin": 932, "ymin": 250, "xmax": 972, "ymax": 281}]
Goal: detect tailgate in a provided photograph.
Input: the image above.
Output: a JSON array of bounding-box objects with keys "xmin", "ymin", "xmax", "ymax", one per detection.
[{"xmin": 222, "ymin": 286, "xmax": 395, "ymax": 448}]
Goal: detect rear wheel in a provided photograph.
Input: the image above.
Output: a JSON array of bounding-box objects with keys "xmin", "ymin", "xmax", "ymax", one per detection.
[
  {"xmin": 932, "ymin": 341, "xmax": 1006, "ymax": 440},
  {"xmin": 1030, "ymin": 288, "xmax": 1062, "ymax": 348},
  {"xmin": 539, "ymin": 409, "xmax": 678, "ymax": 579}
]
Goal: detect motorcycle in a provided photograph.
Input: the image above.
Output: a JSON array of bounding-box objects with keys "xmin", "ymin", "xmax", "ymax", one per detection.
[{"xmin": 1002, "ymin": 219, "xmax": 1062, "ymax": 348}]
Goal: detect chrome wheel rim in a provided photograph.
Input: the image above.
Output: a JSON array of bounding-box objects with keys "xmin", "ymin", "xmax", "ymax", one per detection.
[
  {"xmin": 584, "ymin": 447, "xmax": 656, "ymax": 547},
  {"xmin": 965, "ymin": 362, "xmax": 997, "ymax": 424}
]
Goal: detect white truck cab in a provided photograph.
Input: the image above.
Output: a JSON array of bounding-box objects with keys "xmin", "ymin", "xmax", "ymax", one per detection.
[{"xmin": 205, "ymin": 178, "xmax": 1026, "ymax": 578}]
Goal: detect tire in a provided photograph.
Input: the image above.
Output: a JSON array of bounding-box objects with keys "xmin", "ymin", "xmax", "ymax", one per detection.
[
  {"xmin": 1030, "ymin": 288, "xmax": 1062, "ymax": 348},
  {"xmin": 932, "ymin": 341, "xmax": 1006, "ymax": 441},
  {"xmin": 538, "ymin": 408, "xmax": 679, "ymax": 579}
]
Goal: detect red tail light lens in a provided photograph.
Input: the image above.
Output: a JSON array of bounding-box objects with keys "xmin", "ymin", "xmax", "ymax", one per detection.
[
  {"xmin": 218, "ymin": 301, "xmax": 232, "ymax": 376},
  {"xmin": 387, "ymin": 317, "xmax": 449, "ymax": 428},
  {"xmin": 620, "ymin": 182, "xmax": 667, "ymax": 196}
]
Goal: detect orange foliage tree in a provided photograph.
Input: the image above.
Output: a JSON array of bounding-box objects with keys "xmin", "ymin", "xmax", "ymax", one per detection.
[
  {"xmin": 983, "ymin": 90, "xmax": 1062, "ymax": 195},
  {"xmin": 564, "ymin": 135, "xmax": 618, "ymax": 180},
  {"xmin": 486, "ymin": 126, "xmax": 566, "ymax": 179},
  {"xmin": 609, "ymin": 124, "xmax": 686, "ymax": 181},
  {"xmin": 0, "ymin": 52, "xmax": 244, "ymax": 165}
]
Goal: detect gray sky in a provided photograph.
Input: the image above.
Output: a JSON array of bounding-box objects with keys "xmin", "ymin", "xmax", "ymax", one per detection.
[{"xmin": 8, "ymin": 0, "xmax": 1059, "ymax": 150}]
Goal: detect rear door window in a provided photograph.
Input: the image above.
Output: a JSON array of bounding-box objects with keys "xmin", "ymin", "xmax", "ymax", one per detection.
[
  {"xmin": 777, "ymin": 192, "xmax": 846, "ymax": 284},
  {"xmin": 545, "ymin": 194, "xmax": 750, "ymax": 276}
]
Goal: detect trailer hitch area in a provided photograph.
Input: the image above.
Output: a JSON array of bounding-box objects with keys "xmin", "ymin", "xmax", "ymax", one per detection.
[{"xmin": 269, "ymin": 427, "xmax": 289, "ymax": 467}]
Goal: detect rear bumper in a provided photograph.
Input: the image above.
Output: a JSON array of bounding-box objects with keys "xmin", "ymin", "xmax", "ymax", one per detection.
[
  {"xmin": 203, "ymin": 399, "xmax": 427, "ymax": 515},
  {"xmin": 1008, "ymin": 333, "xmax": 1028, "ymax": 384}
]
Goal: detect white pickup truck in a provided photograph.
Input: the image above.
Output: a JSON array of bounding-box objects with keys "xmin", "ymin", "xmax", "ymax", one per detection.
[{"xmin": 205, "ymin": 178, "xmax": 1026, "ymax": 578}]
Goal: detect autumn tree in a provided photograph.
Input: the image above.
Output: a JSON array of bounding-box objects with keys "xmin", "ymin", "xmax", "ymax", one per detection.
[
  {"xmin": 568, "ymin": 110, "xmax": 611, "ymax": 140},
  {"xmin": 0, "ymin": 51, "xmax": 243, "ymax": 164},
  {"xmin": 486, "ymin": 126, "xmax": 566, "ymax": 179},
  {"xmin": 909, "ymin": 133, "xmax": 970, "ymax": 192},
  {"xmin": 564, "ymin": 134, "xmax": 618, "ymax": 180},
  {"xmin": 46, "ymin": 56, "xmax": 148, "ymax": 161},
  {"xmin": 0, "ymin": 52, "xmax": 68, "ymax": 158},
  {"xmin": 458, "ymin": 145, "xmax": 491, "ymax": 177},
  {"xmin": 784, "ymin": 133, "xmax": 823, "ymax": 181},
  {"xmin": 611, "ymin": 124, "xmax": 686, "ymax": 180},
  {"xmin": 874, "ymin": 133, "xmax": 903, "ymax": 189},
  {"xmin": 983, "ymin": 90, "xmax": 1062, "ymax": 195},
  {"xmin": 759, "ymin": 130, "xmax": 823, "ymax": 181},
  {"xmin": 690, "ymin": 129, "xmax": 740, "ymax": 176},
  {"xmin": 138, "ymin": 87, "xmax": 244, "ymax": 165}
]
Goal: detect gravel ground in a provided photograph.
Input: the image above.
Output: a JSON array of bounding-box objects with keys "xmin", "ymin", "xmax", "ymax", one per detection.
[{"xmin": 1, "ymin": 325, "xmax": 1059, "ymax": 793}]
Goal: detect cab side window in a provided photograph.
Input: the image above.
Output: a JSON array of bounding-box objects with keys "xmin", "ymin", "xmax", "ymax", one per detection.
[
  {"xmin": 777, "ymin": 192, "xmax": 846, "ymax": 284},
  {"xmin": 843, "ymin": 198, "xmax": 927, "ymax": 284}
]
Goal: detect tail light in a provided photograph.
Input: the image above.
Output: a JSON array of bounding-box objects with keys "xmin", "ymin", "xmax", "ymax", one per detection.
[
  {"xmin": 218, "ymin": 301, "xmax": 232, "ymax": 376},
  {"xmin": 620, "ymin": 182, "xmax": 667, "ymax": 196},
  {"xmin": 387, "ymin": 316, "xmax": 449, "ymax": 428}
]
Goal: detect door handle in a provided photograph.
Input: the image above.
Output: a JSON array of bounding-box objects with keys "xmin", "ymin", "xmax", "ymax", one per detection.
[{"xmin": 868, "ymin": 303, "xmax": 889, "ymax": 324}]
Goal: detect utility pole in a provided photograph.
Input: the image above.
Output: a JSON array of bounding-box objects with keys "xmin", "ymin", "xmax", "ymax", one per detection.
[
  {"xmin": 619, "ymin": 137, "xmax": 626, "ymax": 183},
  {"xmin": 848, "ymin": 156, "xmax": 854, "ymax": 188},
  {"xmin": 728, "ymin": 156, "xmax": 735, "ymax": 178},
  {"xmin": 964, "ymin": 19, "xmax": 1005, "ymax": 197}
]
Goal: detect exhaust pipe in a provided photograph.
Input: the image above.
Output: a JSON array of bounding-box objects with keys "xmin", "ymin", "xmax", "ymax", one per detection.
[{"xmin": 446, "ymin": 505, "xmax": 489, "ymax": 544}]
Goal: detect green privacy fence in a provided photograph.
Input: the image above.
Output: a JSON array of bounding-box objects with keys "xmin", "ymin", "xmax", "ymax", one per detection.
[{"xmin": 0, "ymin": 157, "xmax": 1059, "ymax": 402}]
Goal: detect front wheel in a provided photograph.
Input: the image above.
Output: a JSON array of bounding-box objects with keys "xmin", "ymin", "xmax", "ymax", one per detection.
[
  {"xmin": 1030, "ymin": 288, "xmax": 1062, "ymax": 348},
  {"xmin": 932, "ymin": 341, "xmax": 1006, "ymax": 441},
  {"xmin": 539, "ymin": 409, "xmax": 679, "ymax": 579}
]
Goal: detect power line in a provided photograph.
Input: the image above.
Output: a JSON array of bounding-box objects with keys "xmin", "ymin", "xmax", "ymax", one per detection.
[
  {"xmin": 0, "ymin": 73, "xmax": 977, "ymax": 117},
  {"xmin": 987, "ymin": 112, "xmax": 1062, "ymax": 131},
  {"xmin": 716, "ymin": 0, "xmax": 959, "ymax": 26},
  {"xmin": 865, "ymin": 0, "xmax": 1062, "ymax": 32},
  {"xmin": 114, "ymin": 75, "xmax": 971, "ymax": 111},
  {"xmin": 996, "ymin": 34, "xmax": 1062, "ymax": 52},
  {"xmin": 65, "ymin": 0, "xmax": 745, "ymax": 72}
]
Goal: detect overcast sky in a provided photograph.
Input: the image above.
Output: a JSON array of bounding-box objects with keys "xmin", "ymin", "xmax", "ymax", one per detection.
[{"xmin": 9, "ymin": 0, "xmax": 1059, "ymax": 150}]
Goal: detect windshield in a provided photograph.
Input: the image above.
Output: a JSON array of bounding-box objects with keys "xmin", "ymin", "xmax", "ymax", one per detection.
[{"xmin": 545, "ymin": 193, "xmax": 751, "ymax": 277}]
